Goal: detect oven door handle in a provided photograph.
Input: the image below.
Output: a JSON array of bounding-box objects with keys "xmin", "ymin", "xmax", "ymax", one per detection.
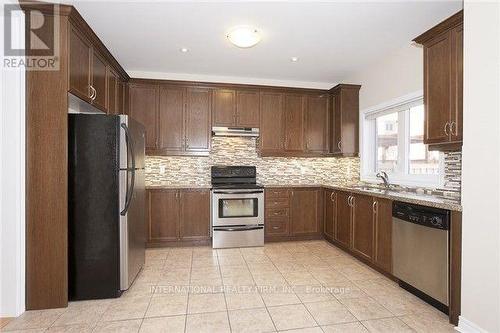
[
  {"xmin": 213, "ymin": 226, "xmax": 264, "ymax": 232},
  {"xmin": 212, "ymin": 190, "xmax": 264, "ymax": 194}
]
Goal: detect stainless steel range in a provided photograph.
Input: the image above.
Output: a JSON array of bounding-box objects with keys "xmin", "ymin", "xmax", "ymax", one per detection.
[{"xmin": 211, "ymin": 166, "xmax": 264, "ymax": 249}]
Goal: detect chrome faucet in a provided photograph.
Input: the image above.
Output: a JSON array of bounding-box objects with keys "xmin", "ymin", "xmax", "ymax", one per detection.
[{"xmin": 376, "ymin": 171, "xmax": 390, "ymax": 188}]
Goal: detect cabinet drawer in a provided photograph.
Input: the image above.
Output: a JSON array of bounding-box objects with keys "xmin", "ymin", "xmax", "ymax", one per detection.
[
  {"xmin": 266, "ymin": 208, "xmax": 289, "ymax": 218},
  {"xmin": 265, "ymin": 198, "xmax": 289, "ymax": 208},
  {"xmin": 265, "ymin": 218, "xmax": 289, "ymax": 236},
  {"xmin": 266, "ymin": 189, "xmax": 289, "ymax": 198}
]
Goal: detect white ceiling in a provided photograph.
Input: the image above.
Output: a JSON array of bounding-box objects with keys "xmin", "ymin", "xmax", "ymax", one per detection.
[{"xmin": 67, "ymin": 1, "xmax": 462, "ymax": 88}]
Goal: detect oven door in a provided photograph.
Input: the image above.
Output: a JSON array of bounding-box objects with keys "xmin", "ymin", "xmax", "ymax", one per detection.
[{"xmin": 211, "ymin": 190, "xmax": 264, "ymax": 227}]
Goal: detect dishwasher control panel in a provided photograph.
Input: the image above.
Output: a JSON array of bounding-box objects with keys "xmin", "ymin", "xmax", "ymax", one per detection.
[{"xmin": 393, "ymin": 202, "xmax": 449, "ymax": 230}]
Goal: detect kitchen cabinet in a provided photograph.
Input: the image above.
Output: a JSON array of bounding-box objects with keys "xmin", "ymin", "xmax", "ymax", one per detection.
[
  {"xmin": 323, "ymin": 189, "xmax": 336, "ymax": 239},
  {"xmin": 373, "ymin": 198, "xmax": 392, "ymax": 273},
  {"xmin": 157, "ymin": 86, "xmax": 211, "ymax": 156},
  {"xmin": 147, "ymin": 188, "xmax": 210, "ymax": 245},
  {"xmin": 106, "ymin": 68, "xmax": 118, "ymax": 115},
  {"xmin": 148, "ymin": 189, "xmax": 179, "ymax": 242},
  {"xmin": 128, "ymin": 83, "xmax": 159, "ymax": 150},
  {"xmin": 91, "ymin": 50, "xmax": 107, "ymax": 111},
  {"xmin": 284, "ymin": 94, "xmax": 305, "ymax": 152},
  {"xmin": 265, "ymin": 189, "xmax": 290, "ymax": 237},
  {"xmin": 69, "ymin": 25, "xmax": 92, "ymax": 102},
  {"xmin": 414, "ymin": 11, "xmax": 463, "ymax": 150},
  {"xmin": 213, "ymin": 89, "xmax": 260, "ymax": 127},
  {"xmin": 117, "ymin": 81, "xmax": 126, "ymax": 114},
  {"xmin": 335, "ymin": 191, "xmax": 352, "ymax": 248},
  {"xmin": 290, "ymin": 188, "xmax": 320, "ymax": 235},
  {"xmin": 351, "ymin": 193, "xmax": 374, "ymax": 261},
  {"xmin": 305, "ymin": 94, "xmax": 328, "ymax": 153},
  {"xmin": 328, "ymin": 84, "xmax": 361, "ymax": 156},
  {"xmin": 259, "ymin": 92, "xmax": 285, "ymax": 154}
]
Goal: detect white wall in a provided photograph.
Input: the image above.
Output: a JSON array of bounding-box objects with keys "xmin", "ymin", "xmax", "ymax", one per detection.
[
  {"xmin": 459, "ymin": 1, "xmax": 500, "ymax": 333},
  {"xmin": 0, "ymin": 3, "xmax": 26, "ymax": 317},
  {"xmin": 340, "ymin": 43, "xmax": 423, "ymax": 111}
]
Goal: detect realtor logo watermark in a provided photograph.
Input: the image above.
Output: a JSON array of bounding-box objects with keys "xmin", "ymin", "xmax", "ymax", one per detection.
[{"xmin": 3, "ymin": 3, "xmax": 60, "ymax": 70}]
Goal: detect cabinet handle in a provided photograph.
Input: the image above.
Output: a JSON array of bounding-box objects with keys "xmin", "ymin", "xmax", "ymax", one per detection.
[
  {"xmin": 185, "ymin": 137, "xmax": 189, "ymax": 148},
  {"xmin": 450, "ymin": 121, "xmax": 457, "ymax": 136},
  {"xmin": 89, "ymin": 85, "xmax": 96, "ymax": 100},
  {"xmin": 272, "ymin": 226, "xmax": 280, "ymax": 230},
  {"xmin": 175, "ymin": 191, "xmax": 179, "ymax": 200},
  {"xmin": 444, "ymin": 122, "xmax": 450, "ymax": 136},
  {"xmin": 337, "ymin": 141, "xmax": 342, "ymax": 151},
  {"xmin": 91, "ymin": 86, "xmax": 97, "ymax": 101},
  {"xmin": 372, "ymin": 201, "xmax": 378, "ymax": 213},
  {"xmin": 330, "ymin": 192, "xmax": 335, "ymax": 202}
]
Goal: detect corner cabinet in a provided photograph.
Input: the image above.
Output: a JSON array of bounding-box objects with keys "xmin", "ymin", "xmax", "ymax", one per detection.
[
  {"xmin": 328, "ymin": 84, "xmax": 361, "ymax": 157},
  {"xmin": 147, "ymin": 188, "xmax": 210, "ymax": 246},
  {"xmin": 414, "ymin": 10, "xmax": 463, "ymax": 150}
]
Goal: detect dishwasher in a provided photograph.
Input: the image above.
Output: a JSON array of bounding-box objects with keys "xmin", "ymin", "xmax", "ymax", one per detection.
[{"xmin": 392, "ymin": 201, "xmax": 450, "ymax": 312}]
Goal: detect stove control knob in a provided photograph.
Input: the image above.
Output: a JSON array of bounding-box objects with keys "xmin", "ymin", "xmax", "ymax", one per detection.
[{"xmin": 430, "ymin": 217, "xmax": 442, "ymax": 227}]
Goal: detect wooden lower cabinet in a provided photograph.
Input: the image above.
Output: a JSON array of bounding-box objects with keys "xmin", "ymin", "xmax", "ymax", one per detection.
[
  {"xmin": 335, "ymin": 191, "xmax": 352, "ymax": 248},
  {"xmin": 351, "ymin": 193, "xmax": 374, "ymax": 261},
  {"xmin": 147, "ymin": 188, "xmax": 210, "ymax": 245},
  {"xmin": 373, "ymin": 198, "xmax": 393, "ymax": 273},
  {"xmin": 323, "ymin": 189, "xmax": 336, "ymax": 239},
  {"xmin": 265, "ymin": 187, "xmax": 321, "ymax": 240}
]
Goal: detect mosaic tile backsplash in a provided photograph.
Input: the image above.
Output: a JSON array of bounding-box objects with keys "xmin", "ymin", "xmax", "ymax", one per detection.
[{"xmin": 146, "ymin": 137, "xmax": 360, "ymax": 186}]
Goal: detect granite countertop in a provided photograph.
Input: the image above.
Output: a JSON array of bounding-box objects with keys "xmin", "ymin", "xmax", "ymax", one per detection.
[
  {"xmin": 146, "ymin": 182, "xmax": 461, "ymax": 211},
  {"xmin": 264, "ymin": 183, "xmax": 462, "ymax": 211}
]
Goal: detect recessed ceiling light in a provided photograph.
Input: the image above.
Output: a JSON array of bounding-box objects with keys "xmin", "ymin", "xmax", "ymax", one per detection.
[
  {"xmin": 180, "ymin": 47, "xmax": 189, "ymax": 53},
  {"xmin": 227, "ymin": 26, "xmax": 261, "ymax": 48},
  {"xmin": 291, "ymin": 57, "xmax": 299, "ymax": 62}
]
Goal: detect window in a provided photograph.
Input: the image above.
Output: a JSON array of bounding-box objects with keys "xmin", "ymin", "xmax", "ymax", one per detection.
[{"xmin": 362, "ymin": 93, "xmax": 441, "ymax": 186}]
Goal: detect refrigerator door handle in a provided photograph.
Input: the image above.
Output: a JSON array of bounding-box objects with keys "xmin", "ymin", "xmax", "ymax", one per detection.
[{"xmin": 120, "ymin": 124, "xmax": 136, "ymax": 216}]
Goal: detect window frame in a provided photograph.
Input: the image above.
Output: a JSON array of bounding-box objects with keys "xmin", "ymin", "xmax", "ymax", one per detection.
[{"xmin": 360, "ymin": 91, "xmax": 443, "ymax": 188}]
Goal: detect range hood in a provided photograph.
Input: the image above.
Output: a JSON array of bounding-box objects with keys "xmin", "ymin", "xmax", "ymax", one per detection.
[{"xmin": 212, "ymin": 126, "xmax": 259, "ymax": 137}]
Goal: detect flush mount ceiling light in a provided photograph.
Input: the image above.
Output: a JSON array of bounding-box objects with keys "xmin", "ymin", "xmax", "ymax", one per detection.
[
  {"xmin": 180, "ymin": 47, "xmax": 189, "ymax": 53},
  {"xmin": 227, "ymin": 26, "xmax": 261, "ymax": 48},
  {"xmin": 291, "ymin": 57, "xmax": 299, "ymax": 62}
]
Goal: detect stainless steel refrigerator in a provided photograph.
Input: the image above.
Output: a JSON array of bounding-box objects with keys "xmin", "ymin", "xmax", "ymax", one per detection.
[{"xmin": 68, "ymin": 114, "xmax": 145, "ymax": 300}]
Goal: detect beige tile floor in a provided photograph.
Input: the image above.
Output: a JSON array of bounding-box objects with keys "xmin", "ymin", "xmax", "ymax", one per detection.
[{"xmin": 3, "ymin": 240, "xmax": 456, "ymax": 333}]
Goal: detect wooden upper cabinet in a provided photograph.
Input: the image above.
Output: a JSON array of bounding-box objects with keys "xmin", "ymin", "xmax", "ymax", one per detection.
[
  {"xmin": 323, "ymin": 189, "xmax": 336, "ymax": 239},
  {"xmin": 289, "ymin": 188, "xmax": 320, "ymax": 236},
  {"xmin": 179, "ymin": 189, "xmax": 210, "ymax": 240},
  {"xmin": 91, "ymin": 50, "xmax": 107, "ymax": 111},
  {"xmin": 414, "ymin": 10, "xmax": 463, "ymax": 150},
  {"xmin": 213, "ymin": 89, "xmax": 236, "ymax": 126},
  {"xmin": 158, "ymin": 86, "xmax": 184, "ymax": 152},
  {"xmin": 185, "ymin": 88, "xmax": 211, "ymax": 152},
  {"xmin": 305, "ymin": 94, "xmax": 328, "ymax": 153},
  {"xmin": 328, "ymin": 85, "xmax": 360, "ymax": 157},
  {"xmin": 373, "ymin": 198, "xmax": 392, "ymax": 273},
  {"xmin": 284, "ymin": 94, "xmax": 305, "ymax": 151},
  {"xmin": 128, "ymin": 83, "xmax": 159, "ymax": 150},
  {"xmin": 335, "ymin": 191, "xmax": 351, "ymax": 248},
  {"xmin": 351, "ymin": 193, "xmax": 374, "ymax": 261},
  {"xmin": 106, "ymin": 68, "xmax": 118, "ymax": 115},
  {"xmin": 69, "ymin": 25, "xmax": 92, "ymax": 102},
  {"xmin": 148, "ymin": 190, "xmax": 179, "ymax": 242},
  {"xmin": 236, "ymin": 90, "xmax": 260, "ymax": 127},
  {"xmin": 260, "ymin": 92, "xmax": 284, "ymax": 154}
]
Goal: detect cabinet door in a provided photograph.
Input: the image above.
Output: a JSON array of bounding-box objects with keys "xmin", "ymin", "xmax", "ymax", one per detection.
[
  {"xmin": 323, "ymin": 189, "xmax": 336, "ymax": 239},
  {"xmin": 332, "ymin": 93, "xmax": 342, "ymax": 154},
  {"xmin": 306, "ymin": 94, "xmax": 328, "ymax": 153},
  {"xmin": 450, "ymin": 24, "xmax": 463, "ymax": 142},
  {"xmin": 424, "ymin": 31, "xmax": 452, "ymax": 144},
  {"xmin": 335, "ymin": 191, "xmax": 351, "ymax": 248},
  {"xmin": 129, "ymin": 84, "xmax": 158, "ymax": 150},
  {"xmin": 236, "ymin": 90, "xmax": 260, "ymax": 127},
  {"xmin": 213, "ymin": 89, "xmax": 236, "ymax": 126},
  {"xmin": 351, "ymin": 194, "xmax": 374, "ymax": 260},
  {"xmin": 373, "ymin": 198, "xmax": 392, "ymax": 273},
  {"xmin": 290, "ymin": 189, "xmax": 319, "ymax": 235},
  {"xmin": 185, "ymin": 88, "xmax": 211, "ymax": 152},
  {"xmin": 158, "ymin": 86, "xmax": 185, "ymax": 152},
  {"xmin": 180, "ymin": 189, "xmax": 210, "ymax": 240},
  {"xmin": 69, "ymin": 25, "xmax": 91, "ymax": 102},
  {"xmin": 284, "ymin": 94, "xmax": 305, "ymax": 151},
  {"xmin": 91, "ymin": 50, "xmax": 107, "ymax": 111},
  {"xmin": 260, "ymin": 92, "xmax": 284, "ymax": 153},
  {"xmin": 148, "ymin": 190, "xmax": 179, "ymax": 242},
  {"xmin": 107, "ymin": 68, "xmax": 118, "ymax": 115},
  {"xmin": 116, "ymin": 81, "xmax": 125, "ymax": 115},
  {"xmin": 339, "ymin": 88, "xmax": 359, "ymax": 156}
]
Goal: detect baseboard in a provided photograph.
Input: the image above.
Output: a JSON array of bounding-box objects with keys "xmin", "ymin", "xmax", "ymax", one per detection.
[{"xmin": 456, "ymin": 316, "xmax": 488, "ymax": 333}]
